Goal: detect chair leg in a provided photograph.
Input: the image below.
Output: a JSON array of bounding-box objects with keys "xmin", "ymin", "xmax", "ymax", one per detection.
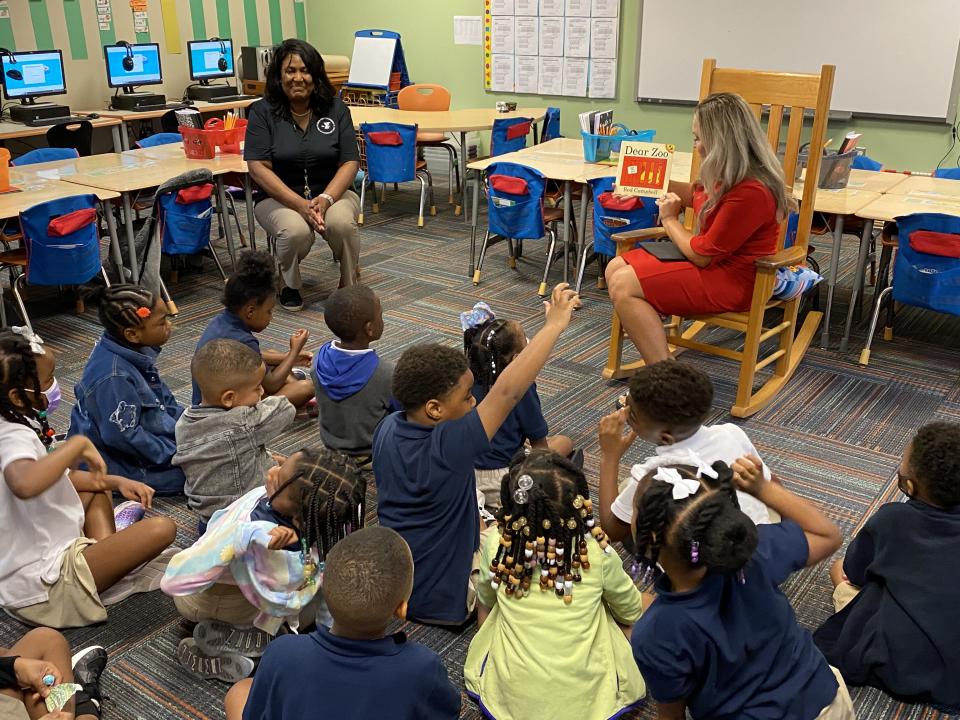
[
  {"xmin": 506, "ymin": 237, "xmax": 517, "ymax": 270},
  {"xmin": 358, "ymin": 176, "xmax": 367, "ymax": 225},
  {"xmin": 474, "ymin": 229, "xmax": 493, "ymax": 285},
  {"xmin": 860, "ymin": 285, "xmax": 892, "ymax": 366},
  {"xmin": 575, "ymin": 237, "xmax": 593, "ymax": 295},
  {"xmin": 373, "ymin": 182, "xmax": 381, "ymax": 214},
  {"xmin": 208, "ymin": 243, "xmax": 228, "ymax": 281},
  {"xmin": 416, "ymin": 174, "xmax": 428, "ymax": 228},
  {"xmin": 423, "ymin": 170, "xmax": 437, "ymax": 216},
  {"xmin": 225, "ymin": 194, "xmax": 247, "ymax": 248},
  {"xmin": 100, "ymin": 267, "xmax": 112, "ymax": 288},
  {"xmin": 539, "ymin": 227, "xmax": 558, "ymax": 297},
  {"xmin": 884, "ymin": 297, "xmax": 896, "ymax": 341},
  {"xmin": 11, "ymin": 274, "xmax": 32, "ymax": 333}
]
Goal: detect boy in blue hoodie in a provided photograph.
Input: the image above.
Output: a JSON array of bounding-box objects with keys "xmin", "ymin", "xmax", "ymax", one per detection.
[{"xmin": 312, "ymin": 285, "xmax": 393, "ymax": 465}]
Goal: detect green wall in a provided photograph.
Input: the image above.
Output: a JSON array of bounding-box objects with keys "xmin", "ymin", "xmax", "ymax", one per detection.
[{"xmin": 308, "ymin": 0, "xmax": 959, "ymax": 171}]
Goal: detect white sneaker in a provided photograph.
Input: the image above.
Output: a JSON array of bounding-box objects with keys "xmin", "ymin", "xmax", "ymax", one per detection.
[{"xmin": 99, "ymin": 547, "xmax": 177, "ymax": 606}]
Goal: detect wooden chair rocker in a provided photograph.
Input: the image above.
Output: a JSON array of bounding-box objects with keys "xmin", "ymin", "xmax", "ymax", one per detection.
[{"xmin": 604, "ymin": 59, "xmax": 834, "ymax": 418}]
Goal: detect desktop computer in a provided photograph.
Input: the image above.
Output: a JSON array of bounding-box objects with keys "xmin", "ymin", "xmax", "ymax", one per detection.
[
  {"xmin": 186, "ymin": 38, "xmax": 255, "ymax": 103},
  {"xmin": 104, "ymin": 42, "xmax": 168, "ymax": 110},
  {"xmin": 0, "ymin": 49, "xmax": 85, "ymax": 126}
]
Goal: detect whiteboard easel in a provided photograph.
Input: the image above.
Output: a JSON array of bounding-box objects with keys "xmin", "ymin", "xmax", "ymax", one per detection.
[{"xmin": 347, "ymin": 35, "xmax": 397, "ymax": 89}]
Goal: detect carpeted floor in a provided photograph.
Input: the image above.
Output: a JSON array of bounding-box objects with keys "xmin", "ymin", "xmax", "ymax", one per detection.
[{"xmin": 1, "ymin": 170, "xmax": 958, "ymax": 720}]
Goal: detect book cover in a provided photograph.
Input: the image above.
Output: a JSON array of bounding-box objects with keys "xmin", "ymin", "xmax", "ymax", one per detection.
[{"xmin": 614, "ymin": 141, "xmax": 675, "ymax": 197}]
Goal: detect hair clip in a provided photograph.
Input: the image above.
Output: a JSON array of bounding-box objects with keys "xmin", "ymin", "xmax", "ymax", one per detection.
[
  {"xmin": 690, "ymin": 540, "xmax": 700, "ymax": 564},
  {"xmin": 136, "ymin": 306, "xmax": 152, "ymax": 319},
  {"xmin": 460, "ymin": 301, "xmax": 496, "ymax": 331},
  {"xmin": 10, "ymin": 326, "xmax": 45, "ymax": 355},
  {"xmin": 513, "ymin": 488, "xmax": 528, "ymax": 504},
  {"xmin": 654, "ymin": 467, "xmax": 701, "ymax": 500},
  {"xmin": 517, "ymin": 474, "xmax": 533, "ymax": 491}
]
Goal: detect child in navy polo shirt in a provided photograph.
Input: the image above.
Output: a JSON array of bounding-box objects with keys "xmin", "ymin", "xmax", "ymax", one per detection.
[
  {"xmin": 192, "ymin": 251, "xmax": 314, "ymax": 409},
  {"xmin": 625, "ymin": 452, "xmax": 851, "ymax": 720},
  {"xmin": 224, "ymin": 526, "xmax": 460, "ymax": 720},
  {"xmin": 461, "ymin": 301, "xmax": 574, "ymax": 510},
  {"xmin": 815, "ymin": 421, "xmax": 960, "ymax": 712},
  {"xmin": 374, "ymin": 283, "xmax": 580, "ymax": 625}
]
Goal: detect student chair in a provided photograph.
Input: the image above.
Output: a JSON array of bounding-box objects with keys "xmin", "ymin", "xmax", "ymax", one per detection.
[
  {"xmin": 576, "ymin": 176, "xmax": 658, "ymax": 294},
  {"xmin": 11, "ymin": 147, "xmax": 79, "ymax": 166},
  {"xmin": 541, "ymin": 107, "xmax": 561, "ymax": 144},
  {"xmin": 135, "ymin": 132, "xmax": 183, "ymax": 149},
  {"xmin": 860, "ymin": 213, "xmax": 960, "ymax": 366},
  {"xmin": 46, "ymin": 120, "xmax": 94, "ymax": 158},
  {"xmin": 604, "ymin": 58, "xmax": 834, "ymax": 418},
  {"xmin": 933, "ymin": 167, "xmax": 960, "ymax": 180},
  {"xmin": 398, "ymin": 84, "xmax": 462, "ymax": 214},
  {"xmin": 359, "ymin": 122, "xmax": 435, "ymax": 228},
  {"xmin": 473, "ymin": 161, "xmax": 577, "ymax": 297},
  {"xmin": 490, "ymin": 117, "xmax": 534, "ymax": 157},
  {"xmin": 851, "ymin": 154, "xmax": 882, "ymax": 171},
  {"xmin": 0, "ymin": 194, "xmax": 110, "ymax": 330}
]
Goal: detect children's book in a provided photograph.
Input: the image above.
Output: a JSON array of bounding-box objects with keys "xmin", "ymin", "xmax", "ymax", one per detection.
[
  {"xmin": 614, "ymin": 141, "xmax": 675, "ymax": 197},
  {"xmin": 838, "ymin": 131, "xmax": 862, "ymax": 155}
]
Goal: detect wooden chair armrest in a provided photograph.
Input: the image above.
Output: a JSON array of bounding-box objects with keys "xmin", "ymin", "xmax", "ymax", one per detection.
[
  {"xmin": 755, "ymin": 245, "xmax": 808, "ymax": 272},
  {"xmin": 612, "ymin": 226, "xmax": 668, "ymax": 247}
]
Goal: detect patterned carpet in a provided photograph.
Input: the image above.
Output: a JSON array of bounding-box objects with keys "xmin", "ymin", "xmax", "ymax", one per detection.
[{"xmin": 1, "ymin": 171, "xmax": 958, "ymax": 720}]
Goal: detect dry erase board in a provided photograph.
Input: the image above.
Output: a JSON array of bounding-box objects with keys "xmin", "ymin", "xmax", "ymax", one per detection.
[
  {"xmin": 348, "ymin": 35, "xmax": 397, "ymax": 88},
  {"xmin": 636, "ymin": 0, "xmax": 960, "ymax": 122}
]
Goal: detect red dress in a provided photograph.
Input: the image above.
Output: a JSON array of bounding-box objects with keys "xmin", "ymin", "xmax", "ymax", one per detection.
[{"xmin": 622, "ymin": 179, "xmax": 779, "ymax": 315}]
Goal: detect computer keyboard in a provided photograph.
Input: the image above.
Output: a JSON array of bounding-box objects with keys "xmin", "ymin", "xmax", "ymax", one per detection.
[
  {"xmin": 128, "ymin": 103, "xmax": 190, "ymax": 112},
  {"xmin": 24, "ymin": 115, "xmax": 88, "ymax": 127},
  {"xmin": 207, "ymin": 95, "xmax": 257, "ymax": 103}
]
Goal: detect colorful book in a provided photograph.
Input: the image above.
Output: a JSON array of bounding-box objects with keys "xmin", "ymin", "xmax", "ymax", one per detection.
[
  {"xmin": 838, "ymin": 131, "xmax": 862, "ymax": 155},
  {"xmin": 614, "ymin": 141, "xmax": 676, "ymax": 197}
]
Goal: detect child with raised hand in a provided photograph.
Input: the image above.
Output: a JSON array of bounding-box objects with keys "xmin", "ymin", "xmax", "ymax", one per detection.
[
  {"xmin": 598, "ymin": 360, "xmax": 773, "ymax": 545},
  {"xmin": 0, "ymin": 329, "xmax": 177, "ymax": 628},
  {"xmin": 461, "ymin": 301, "xmax": 575, "ymax": 510},
  {"xmin": 312, "ymin": 284, "xmax": 393, "ymax": 464},
  {"xmin": 175, "ymin": 339, "xmax": 296, "ymax": 534},
  {"xmin": 465, "ymin": 448, "xmax": 645, "ymax": 720},
  {"xmin": 628, "ymin": 452, "xmax": 850, "ymax": 720},
  {"xmin": 162, "ymin": 447, "xmax": 366, "ymax": 682},
  {"xmin": 68, "ymin": 284, "xmax": 185, "ymax": 495},
  {"xmin": 814, "ymin": 421, "xmax": 960, "ymax": 712},
  {"xmin": 192, "ymin": 250, "xmax": 314, "ymax": 409},
  {"xmin": 223, "ymin": 526, "xmax": 460, "ymax": 720},
  {"xmin": 374, "ymin": 282, "xmax": 580, "ymax": 625}
]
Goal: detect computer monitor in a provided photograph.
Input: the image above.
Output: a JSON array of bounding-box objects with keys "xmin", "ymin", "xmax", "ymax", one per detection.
[
  {"xmin": 187, "ymin": 38, "xmax": 235, "ymax": 83},
  {"xmin": 104, "ymin": 42, "xmax": 162, "ymax": 91},
  {"xmin": 1, "ymin": 49, "xmax": 66, "ymax": 104}
]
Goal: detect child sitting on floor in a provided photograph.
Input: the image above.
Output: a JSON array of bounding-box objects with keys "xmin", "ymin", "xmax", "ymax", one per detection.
[
  {"xmin": 68, "ymin": 284, "xmax": 185, "ymax": 494},
  {"xmin": 465, "ymin": 449, "xmax": 645, "ymax": 720},
  {"xmin": 161, "ymin": 447, "xmax": 366, "ymax": 683},
  {"xmin": 598, "ymin": 360, "xmax": 773, "ymax": 544},
  {"xmin": 814, "ymin": 421, "xmax": 960, "ymax": 712},
  {"xmin": 224, "ymin": 526, "xmax": 460, "ymax": 720},
  {"xmin": 192, "ymin": 251, "xmax": 314, "ymax": 409},
  {"xmin": 374, "ymin": 283, "xmax": 580, "ymax": 625},
  {"xmin": 1, "ymin": 329, "xmax": 177, "ymax": 628},
  {"xmin": 629, "ymin": 454, "xmax": 850, "ymax": 720},
  {"xmin": 461, "ymin": 301, "xmax": 575, "ymax": 510},
  {"xmin": 312, "ymin": 284, "xmax": 393, "ymax": 465},
  {"xmin": 175, "ymin": 339, "xmax": 296, "ymax": 534}
]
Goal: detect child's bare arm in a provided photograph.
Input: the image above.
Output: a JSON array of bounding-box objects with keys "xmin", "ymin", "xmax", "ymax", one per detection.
[
  {"xmin": 656, "ymin": 700, "xmax": 687, "ymax": 720},
  {"xmin": 598, "ymin": 409, "xmax": 636, "ymax": 543},
  {"xmin": 476, "ymin": 284, "xmax": 580, "ymax": 440},
  {"xmin": 262, "ymin": 330, "xmax": 309, "ymax": 394},
  {"xmin": 4, "ymin": 436, "xmax": 105, "ymax": 499}
]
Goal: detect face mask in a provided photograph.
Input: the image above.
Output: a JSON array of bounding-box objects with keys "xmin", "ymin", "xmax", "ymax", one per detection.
[{"xmin": 42, "ymin": 378, "xmax": 61, "ymax": 415}]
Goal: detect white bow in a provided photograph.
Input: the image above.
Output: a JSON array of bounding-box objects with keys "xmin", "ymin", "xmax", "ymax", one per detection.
[
  {"xmin": 676, "ymin": 448, "xmax": 718, "ymax": 480},
  {"xmin": 10, "ymin": 326, "xmax": 45, "ymax": 355},
  {"xmin": 654, "ymin": 467, "xmax": 702, "ymax": 500}
]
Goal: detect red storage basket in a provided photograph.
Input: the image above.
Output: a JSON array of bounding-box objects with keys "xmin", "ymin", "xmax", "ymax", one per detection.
[
  {"xmin": 204, "ymin": 117, "xmax": 248, "ymax": 155},
  {"xmin": 180, "ymin": 126, "xmax": 218, "ymax": 160}
]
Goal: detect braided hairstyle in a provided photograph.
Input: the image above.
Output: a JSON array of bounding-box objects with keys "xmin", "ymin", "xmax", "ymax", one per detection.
[
  {"xmin": 292, "ymin": 447, "xmax": 367, "ymax": 564},
  {"xmin": 90, "ymin": 284, "xmax": 155, "ymax": 341},
  {"xmin": 0, "ymin": 331, "xmax": 53, "ymax": 447},
  {"xmin": 632, "ymin": 461, "xmax": 758, "ymax": 584},
  {"xmin": 489, "ymin": 448, "xmax": 611, "ymax": 605},
  {"xmin": 464, "ymin": 319, "xmax": 523, "ymax": 387}
]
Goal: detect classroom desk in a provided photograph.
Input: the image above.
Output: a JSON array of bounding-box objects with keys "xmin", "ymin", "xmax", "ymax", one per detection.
[
  {"xmin": 886, "ymin": 174, "xmax": 960, "ymax": 198},
  {"xmin": 92, "ymin": 97, "xmax": 258, "ymax": 151},
  {"xmin": 0, "ymin": 173, "xmax": 122, "ymax": 327},
  {"xmin": 23, "ymin": 153, "xmax": 240, "ymax": 283},
  {"xmin": 0, "ymin": 116, "xmax": 124, "ymax": 153},
  {"xmin": 350, "ymin": 106, "xmax": 548, "ymax": 225}
]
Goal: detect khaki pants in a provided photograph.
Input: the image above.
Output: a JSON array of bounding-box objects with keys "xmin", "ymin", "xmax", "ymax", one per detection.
[
  {"xmin": 0, "ymin": 694, "xmax": 30, "ymax": 720},
  {"xmin": 173, "ymin": 583, "xmax": 260, "ymax": 626},
  {"xmin": 254, "ymin": 191, "xmax": 361, "ymax": 290},
  {"xmin": 816, "ymin": 667, "xmax": 857, "ymax": 719},
  {"xmin": 832, "ymin": 581, "xmax": 861, "ymax": 612}
]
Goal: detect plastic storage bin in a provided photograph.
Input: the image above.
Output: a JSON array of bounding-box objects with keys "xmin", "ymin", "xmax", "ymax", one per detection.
[
  {"xmin": 796, "ymin": 149, "xmax": 856, "ymax": 189},
  {"xmin": 581, "ymin": 125, "xmax": 655, "ymax": 163}
]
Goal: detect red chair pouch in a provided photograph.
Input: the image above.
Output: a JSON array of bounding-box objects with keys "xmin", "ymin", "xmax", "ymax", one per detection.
[
  {"xmin": 176, "ymin": 184, "xmax": 214, "ymax": 204},
  {"xmin": 489, "ymin": 175, "xmax": 529, "ymax": 195},
  {"xmin": 908, "ymin": 230, "xmax": 960, "ymax": 258},
  {"xmin": 47, "ymin": 207, "xmax": 96, "ymax": 237},
  {"xmin": 367, "ymin": 131, "xmax": 403, "ymax": 146},
  {"xmin": 598, "ymin": 192, "xmax": 644, "ymax": 211},
  {"xmin": 505, "ymin": 120, "xmax": 532, "ymax": 140}
]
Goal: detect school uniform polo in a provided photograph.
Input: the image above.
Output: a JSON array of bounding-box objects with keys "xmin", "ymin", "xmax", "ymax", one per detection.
[
  {"xmin": 632, "ymin": 521, "xmax": 838, "ymax": 720},
  {"xmin": 814, "ymin": 500, "xmax": 960, "ymax": 711},
  {"xmin": 242, "ymin": 627, "xmax": 460, "ymax": 720},
  {"xmin": 472, "ymin": 383, "xmax": 548, "ymax": 470},
  {"xmin": 191, "ymin": 309, "xmax": 261, "ymax": 406},
  {"xmin": 373, "ymin": 409, "xmax": 490, "ymax": 624},
  {"xmin": 243, "ymin": 98, "xmax": 359, "ymax": 200}
]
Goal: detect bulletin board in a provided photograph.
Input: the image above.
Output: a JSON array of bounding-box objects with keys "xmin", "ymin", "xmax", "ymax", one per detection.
[{"xmin": 483, "ymin": 0, "xmax": 620, "ymax": 99}]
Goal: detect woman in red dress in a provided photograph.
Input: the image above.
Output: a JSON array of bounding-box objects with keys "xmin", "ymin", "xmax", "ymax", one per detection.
[{"xmin": 605, "ymin": 92, "xmax": 795, "ymax": 364}]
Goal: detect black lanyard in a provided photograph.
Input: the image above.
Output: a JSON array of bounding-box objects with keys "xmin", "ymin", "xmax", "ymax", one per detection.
[{"xmin": 294, "ymin": 111, "xmax": 313, "ymax": 200}]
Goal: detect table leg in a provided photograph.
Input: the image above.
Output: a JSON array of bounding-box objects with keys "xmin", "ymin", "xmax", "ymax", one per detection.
[
  {"xmin": 103, "ymin": 199, "xmax": 124, "ymax": 277},
  {"xmin": 469, "ymin": 171, "xmax": 481, "ymax": 277},
  {"xmin": 820, "ymin": 215, "xmax": 844, "ymax": 348},
  {"xmin": 839, "ymin": 219, "xmax": 875, "ymax": 353},
  {"xmin": 460, "ymin": 131, "xmax": 469, "ymax": 225},
  {"xmin": 576, "ymin": 188, "xmax": 590, "ymax": 290},
  {"xmin": 119, "ymin": 121, "xmax": 130, "ymax": 151},
  {"xmin": 244, "ymin": 175, "xmax": 256, "ymax": 251},
  {"xmin": 110, "ymin": 126, "xmax": 122, "ymax": 153},
  {"xmin": 562, "ymin": 180, "xmax": 572, "ymax": 283},
  {"xmin": 121, "ymin": 192, "xmax": 139, "ymax": 284},
  {"xmin": 215, "ymin": 177, "xmax": 237, "ymax": 268}
]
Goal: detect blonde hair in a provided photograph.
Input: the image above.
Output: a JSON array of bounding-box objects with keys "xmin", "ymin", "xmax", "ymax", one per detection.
[{"xmin": 695, "ymin": 92, "xmax": 796, "ymax": 225}]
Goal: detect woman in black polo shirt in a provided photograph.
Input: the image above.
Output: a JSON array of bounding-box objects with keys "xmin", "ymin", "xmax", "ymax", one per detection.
[{"xmin": 245, "ymin": 39, "xmax": 360, "ymax": 311}]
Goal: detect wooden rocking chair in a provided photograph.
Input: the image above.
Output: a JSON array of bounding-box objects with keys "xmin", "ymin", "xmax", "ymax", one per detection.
[{"xmin": 604, "ymin": 59, "xmax": 834, "ymax": 417}]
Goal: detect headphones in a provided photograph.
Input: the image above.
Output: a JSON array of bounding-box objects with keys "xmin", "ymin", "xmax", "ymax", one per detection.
[
  {"xmin": 116, "ymin": 41, "xmax": 135, "ymax": 71},
  {"xmin": 211, "ymin": 37, "xmax": 228, "ymax": 72},
  {"xmin": 0, "ymin": 48, "xmax": 18, "ymax": 83}
]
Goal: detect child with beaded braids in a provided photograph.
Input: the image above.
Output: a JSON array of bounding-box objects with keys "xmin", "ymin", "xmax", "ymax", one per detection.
[
  {"xmin": 464, "ymin": 449, "xmax": 645, "ymax": 720},
  {"xmin": 68, "ymin": 284, "xmax": 185, "ymax": 494},
  {"xmin": 627, "ymin": 453, "xmax": 851, "ymax": 720},
  {"xmin": 162, "ymin": 447, "xmax": 366, "ymax": 683}
]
